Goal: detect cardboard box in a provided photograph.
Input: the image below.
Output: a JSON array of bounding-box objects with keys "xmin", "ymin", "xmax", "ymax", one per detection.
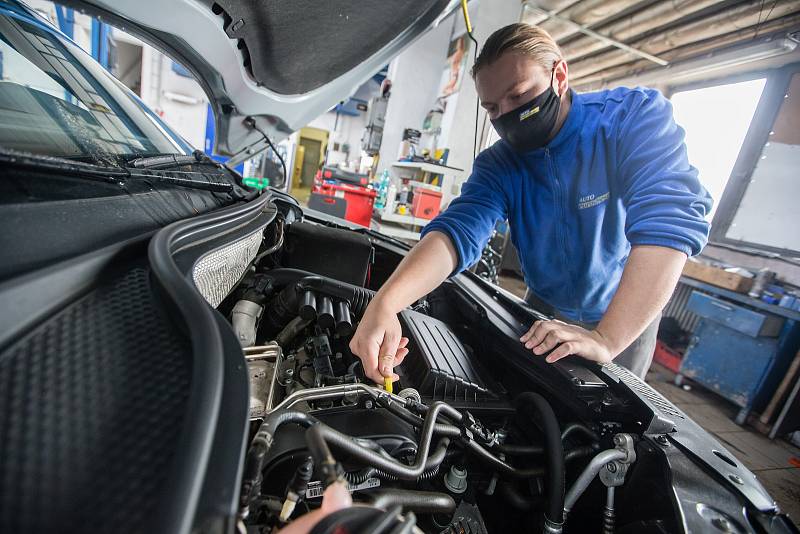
[{"xmin": 682, "ymin": 260, "xmax": 754, "ymax": 293}]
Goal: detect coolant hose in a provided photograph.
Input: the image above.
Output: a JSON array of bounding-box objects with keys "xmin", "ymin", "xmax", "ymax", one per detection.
[
  {"xmin": 377, "ymin": 395, "xmax": 462, "ymax": 438},
  {"xmin": 515, "ymin": 392, "xmax": 565, "ymax": 527},
  {"xmin": 306, "ymin": 402, "xmax": 462, "ymax": 480},
  {"xmin": 464, "ymin": 440, "xmax": 545, "ymax": 478},
  {"xmin": 369, "ymin": 490, "xmax": 456, "ymax": 514},
  {"xmin": 497, "ymin": 443, "xmax": 545, "ymax": 456},
  {"xmin": 350, "ymin": 437, "xmax": 451, "ymax": 483}
]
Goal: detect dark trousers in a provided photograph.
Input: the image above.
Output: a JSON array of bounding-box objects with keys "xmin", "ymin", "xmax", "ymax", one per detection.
[{"xmin": 524, "ymin": 291, "xmax": 658, "ymax": 379}]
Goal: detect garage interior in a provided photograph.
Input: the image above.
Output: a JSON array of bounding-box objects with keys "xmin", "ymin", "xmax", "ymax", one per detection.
[{"xmin": 23, "ymin": 0, "xmax": 800, "ymax": 529}]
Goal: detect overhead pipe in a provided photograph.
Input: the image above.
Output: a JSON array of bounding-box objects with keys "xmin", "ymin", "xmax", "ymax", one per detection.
[
  {"xmin": 526, "ymin": 0, "xmax": 646, "ymax": 42},
  {"xmin": 561, "ymin": 0, "xmax": 728, "ymax": 61},
  {"xmin": 568, "ymin": 0, "xmax": 799, "ymax": 81}
]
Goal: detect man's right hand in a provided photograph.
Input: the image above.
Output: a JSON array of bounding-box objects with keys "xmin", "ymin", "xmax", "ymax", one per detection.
[
  {"xmin": 349, "ymin": 231, "xmax": 459, "ymax": 384},
  {"xmin": 349, "ymin": 299, "xmax": 409, "ymax": 384}
]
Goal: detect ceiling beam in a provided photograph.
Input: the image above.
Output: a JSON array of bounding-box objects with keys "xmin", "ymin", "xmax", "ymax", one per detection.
[{"xmin": 527, "ymin": 5, "xmax": 669, "ymax": 66}]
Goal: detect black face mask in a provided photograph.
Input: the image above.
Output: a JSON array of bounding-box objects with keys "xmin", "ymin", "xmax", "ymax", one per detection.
[{"xmin": 490, "ymin": 71, "xmax": 562, "ymax": 153}]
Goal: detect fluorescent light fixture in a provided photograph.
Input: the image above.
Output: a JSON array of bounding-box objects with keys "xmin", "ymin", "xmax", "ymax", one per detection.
[{"xmin": 609, "ymin": 35, "xmax": 798, "ymax": 88}]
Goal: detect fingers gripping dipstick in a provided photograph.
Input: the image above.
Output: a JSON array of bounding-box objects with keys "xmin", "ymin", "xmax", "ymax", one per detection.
[{"xmin": 379, "ymin": 353, "xmax": 395, "ymax": 394}]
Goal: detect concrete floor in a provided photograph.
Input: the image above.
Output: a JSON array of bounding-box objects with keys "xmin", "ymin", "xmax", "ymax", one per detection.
[{"xmin": 496, "ymin": 274, "xmax": 800, "ymax": 525}]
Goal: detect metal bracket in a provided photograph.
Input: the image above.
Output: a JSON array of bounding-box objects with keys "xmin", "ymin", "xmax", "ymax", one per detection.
[
  {"xmin": 599, "ymin": 459, "xmax": 628, "ymax": 487},
  {"xmin": 600, "ymin": 434, "xmax": 635, "ymax": 487}
]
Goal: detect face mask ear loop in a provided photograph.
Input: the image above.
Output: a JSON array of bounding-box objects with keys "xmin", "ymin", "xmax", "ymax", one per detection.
[{"xmin": 547, "ymin": 63, "xmax": 563, "ymax": 142}]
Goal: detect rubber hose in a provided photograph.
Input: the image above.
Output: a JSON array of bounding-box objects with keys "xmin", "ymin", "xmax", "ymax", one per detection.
[
  {"xmin": 497, "ymin": 443, "xmax": 545, "ymax": 456},
  {"xmin": 345, "ymin": 467, "xmax": 375, "ymax": 485},
  {"xmin": 499, "ymin": 482, "xmax": 535, "ymax": 511},
  {"xmin": 310, "ymin": 507, "xmax": 396, "ymax": 534},
  {"xmin": 369, "ymin": 490, "xmax": 456, "ymax": 514},
  {"xmin": 496, "ymin": 424, "xmax": 597, "ymax": 457},
  {"xmin": 372, "ymin": 463, "xmax": 440, "ymax": 482},
  {"xmin": 262, "ymin": 268, "xmax": 317, "ymax": 286},
  {"xmin": 370, "ymin": 438, "xmax": 451, "ymax": 482},
  {"xmin": 240, "ymin": 410, "xmax": 319, "ymax": 513},
  {"xmin": 464, "ymin": 440, "xmax": 545, "ymax": 478},
  {"xmin": 306, "ymin": 424, "xmax": 341, "ymax": 487},
  {"xmin": 307, "ymin": 402, "xmax": 462, "ymax": 480},
  {"xmin": 275, "ymin": 315, "xmax": 310, "ymax": 347},
  {"xmin": 377, "ymin": 395, "xmax": 461, "ymax": 438},
  {"xmin": 564, "ymin": 445, "xmax": 597, "ymax": 463},
  {"xmin": 561, "ymin": 423, "xmax": 600, "ymax": 444},
  {"xmin": 515, "ymin": 392, "xmax": 565, "ymax": 525}
]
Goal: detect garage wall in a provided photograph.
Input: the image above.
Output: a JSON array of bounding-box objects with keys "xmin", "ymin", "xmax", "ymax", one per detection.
[
  {"xmin": 307, "ymin": 78, "xmax": 381, "ymax": 169},
  {"xmin": 377, "ymin": 0, "xmax": 524, "ymax": 199},
  {"xmin": 439, "ymin": 0, "xmax": 524, "ymax": 197},
  {"xmin": 376, "ymin": 13, "xmax": 456, "ymax": 176}
]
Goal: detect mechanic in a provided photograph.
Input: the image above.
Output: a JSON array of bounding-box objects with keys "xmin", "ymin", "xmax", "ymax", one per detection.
[{"xmin": 351, "ymin": 23, "xmax": 712, "ymax": 382}]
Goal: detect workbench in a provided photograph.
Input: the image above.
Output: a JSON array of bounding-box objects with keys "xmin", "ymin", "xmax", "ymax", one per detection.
[{"xmin": 674, "ymin": 277, "xmax": 800, "ymax": 429}]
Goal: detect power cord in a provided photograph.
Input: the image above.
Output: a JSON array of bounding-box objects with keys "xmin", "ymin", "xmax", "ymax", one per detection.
[
  {"xmin": 461, "ymin": 0, "xmax": 480, "ymax": 161},
  {"xmin": 244, "ymin": 116, "xmax": 288, "ymax": 187}
]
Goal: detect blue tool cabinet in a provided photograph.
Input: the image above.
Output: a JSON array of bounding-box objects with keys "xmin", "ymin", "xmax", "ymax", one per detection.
[{"xmin": 676, "ymin": 283, "xmax": 800, "ymax": 425}]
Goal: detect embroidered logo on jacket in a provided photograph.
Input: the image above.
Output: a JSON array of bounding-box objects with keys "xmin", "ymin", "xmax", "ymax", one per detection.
[{"xmin": 577, "ymin": 192, "xmax": 610, "ymax": 210}]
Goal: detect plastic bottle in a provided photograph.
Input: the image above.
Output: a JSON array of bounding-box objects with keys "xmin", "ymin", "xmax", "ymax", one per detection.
[{"xmin": 374, "ymin": 170, "xmax": 391, "ymax": 210}]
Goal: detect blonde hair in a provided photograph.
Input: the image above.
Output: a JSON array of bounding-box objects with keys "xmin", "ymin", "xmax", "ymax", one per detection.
[{"xmin": 471, "ymin": 23, "xmax": 563, "ymax": 77}]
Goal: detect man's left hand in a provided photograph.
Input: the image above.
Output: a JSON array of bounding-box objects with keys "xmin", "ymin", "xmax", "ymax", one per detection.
[{"xmin": 520, "ymin": 319, "xmax": 616, "ymax": 364}]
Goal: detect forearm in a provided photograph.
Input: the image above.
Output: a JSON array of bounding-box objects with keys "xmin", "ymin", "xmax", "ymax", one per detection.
[
  {"xmin": 596, "ymin": 245, "xmax": 687, "ymax": 356},
  {"xmin": 372, "ymin": 231, "xmax": 458, "ymax": 312}
]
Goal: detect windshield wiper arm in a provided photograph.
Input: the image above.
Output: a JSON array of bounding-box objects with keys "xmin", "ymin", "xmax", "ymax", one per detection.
[
  {"xmin": 127, "ymin": 150, "xmax": 220, "ymax": 170},
  {"xmin": 0, "ymin": 149, "xmax": 234, "ymax": 193}
]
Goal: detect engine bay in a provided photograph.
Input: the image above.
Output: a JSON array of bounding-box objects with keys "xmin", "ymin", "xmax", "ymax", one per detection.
[{"xmin": 220, "ymin": 217, "xmax": 683, "ymax": 533}]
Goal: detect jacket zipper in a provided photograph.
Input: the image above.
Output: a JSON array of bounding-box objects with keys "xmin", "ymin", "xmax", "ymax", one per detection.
[{"xmin": 545, "ymin": 148, "xmax": 575, "ymax": 320}]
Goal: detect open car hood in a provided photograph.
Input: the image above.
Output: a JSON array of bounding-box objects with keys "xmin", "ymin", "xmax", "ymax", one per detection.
[{"xmin": 65, "ymin": 0, "xmax": 457, "ymax": 165}]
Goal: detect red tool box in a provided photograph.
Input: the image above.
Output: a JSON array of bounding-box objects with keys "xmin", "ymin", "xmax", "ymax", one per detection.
[
  {"xmin": 314, "ymin": 181, "xmax": 376, "ymax": 227},
  {"xmin": 411, "ymin": 188, "xmax": 442, "ymax": 219}
]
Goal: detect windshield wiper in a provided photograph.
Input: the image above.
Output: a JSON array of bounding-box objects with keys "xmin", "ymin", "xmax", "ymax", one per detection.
[
  {"xmin": 127, "ymin": 150, "xmax": 221, "ymax": 170},
  {"xmin": 0, "ymin": 148, "xmax": 235, "ymax": 193}
]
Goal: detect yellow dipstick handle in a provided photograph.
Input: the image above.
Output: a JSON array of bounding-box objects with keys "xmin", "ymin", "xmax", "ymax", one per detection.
[
  {"xmin": 384, "ymin": 376, "xmax": 393, "ymax": 394},
  {"xmin": 460, "ymin": 0, "xmax": 473, "ymax": 34}
]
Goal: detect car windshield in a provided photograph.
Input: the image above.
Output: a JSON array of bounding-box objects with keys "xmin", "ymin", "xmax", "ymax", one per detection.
[{"xmin": 0, "ymin": 4, "xmax": 191, "ymax": 165}]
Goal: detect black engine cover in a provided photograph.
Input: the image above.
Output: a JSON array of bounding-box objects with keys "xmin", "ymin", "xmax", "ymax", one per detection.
[{"xmin": 398, "ymin": 309, "xmax": 497, "ymax": 403}]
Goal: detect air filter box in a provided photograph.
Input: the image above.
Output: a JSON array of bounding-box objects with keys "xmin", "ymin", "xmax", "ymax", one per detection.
[
  {"xmin": 398, "ymin": 309, "xmax": 496, "ymax": 402},
  {"xmin": 283, "ymin": 221, "xmax": 373, "ymax": 286}
]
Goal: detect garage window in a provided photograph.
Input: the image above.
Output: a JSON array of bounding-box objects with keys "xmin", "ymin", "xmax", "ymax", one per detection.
[{"xmin": 670, "ymin": 78, "xmax": 766, "ymax": 219}]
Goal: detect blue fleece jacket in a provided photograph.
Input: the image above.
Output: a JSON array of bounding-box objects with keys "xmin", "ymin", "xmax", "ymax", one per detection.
[{"xmin": 421, "ymin": 87, "xmax": 712, "ymax": 323}]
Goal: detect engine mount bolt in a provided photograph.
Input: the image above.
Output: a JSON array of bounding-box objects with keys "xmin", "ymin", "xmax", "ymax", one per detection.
[
  {"xmin": 606, "ymin": 462, "xmax": 617, "ymax": 473},
  {"xmin": 364, "ymin": 400, "xmax": 374, "ymax": 409},
  {"xmin": 655, "ymin": 435, "xmax": 669, "ymax": 446}
]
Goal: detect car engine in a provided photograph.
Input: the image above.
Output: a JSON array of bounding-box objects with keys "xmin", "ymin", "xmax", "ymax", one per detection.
[{"xmin": 219, "ymin": 217, "xmax": 636, "ymax": 534}]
